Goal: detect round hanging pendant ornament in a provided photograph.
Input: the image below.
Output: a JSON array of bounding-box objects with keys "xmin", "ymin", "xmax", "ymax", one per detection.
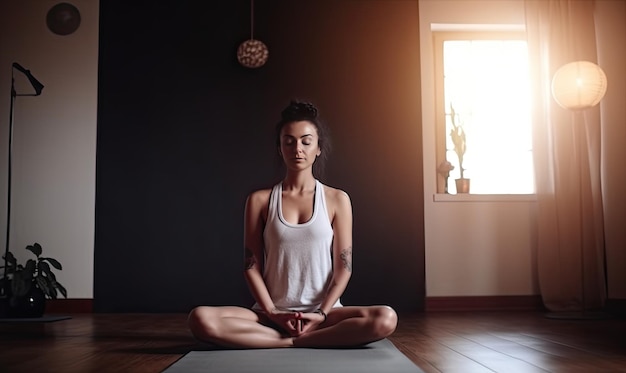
[
  {"xmin": 47, "ymin": 2, "xmax": 81, "ymax": 35},
  {"xmin": 237, "ymin": 39, "xmax": 269, "ymax": 68}
]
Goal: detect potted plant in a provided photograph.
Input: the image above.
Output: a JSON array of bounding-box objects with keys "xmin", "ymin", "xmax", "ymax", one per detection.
[
  {"xmin": 449, "ymin": 104, "xmax": 470, "ymax": 193},
  {"xmin": 0, "ymin": 243, "xmax": 67, "ymax": 317}
]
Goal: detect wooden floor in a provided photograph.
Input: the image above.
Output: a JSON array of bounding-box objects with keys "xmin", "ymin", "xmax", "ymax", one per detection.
[{"xmin": 0, "ymin": 311, "xmax": 625, "ymax": 372}]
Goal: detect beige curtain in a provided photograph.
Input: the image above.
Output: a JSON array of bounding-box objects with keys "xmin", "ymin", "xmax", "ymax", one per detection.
[{"xmin": 525, "ymin": 0, "xmax": 607, "ymax": 312}]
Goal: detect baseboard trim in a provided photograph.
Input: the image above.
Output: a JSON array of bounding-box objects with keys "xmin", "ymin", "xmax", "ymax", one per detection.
[
  {"xmin": 39, "ymin": 297, "xmax": 626, "ymax": 315},
  {"xmin": 46, "ymin": 298, "xmax": 93, "ymax": 313},
  {"xmin": 425, "ymin": 295, "xmax": 545, "ymax": 312}
]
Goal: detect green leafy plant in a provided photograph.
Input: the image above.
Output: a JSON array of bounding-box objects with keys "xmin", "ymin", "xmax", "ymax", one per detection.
[
  {"xmin": 0, "ymin": 243, "xmax": 67, "ymax": 302},
  {"xmin": 449, "ymin": 104, "xmax": 467, "ymax": 179}
]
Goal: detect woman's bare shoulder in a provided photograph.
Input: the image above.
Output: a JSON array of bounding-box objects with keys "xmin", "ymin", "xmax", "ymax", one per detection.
[
  {"xmin": 245, "ymin": 188, "xmax": 272, "ymax": 224},
  {"xmin": 321, "ymin": 184, "xmax": 352, "ymax": 208},
  {"xmin": 247, "ymin": 188, "xmax": 272, "ymax": 206}
]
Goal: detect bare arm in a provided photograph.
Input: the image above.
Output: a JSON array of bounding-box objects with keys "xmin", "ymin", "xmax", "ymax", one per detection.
[
  {"xmin": 242, "ymin": 190, "xmax": 276, "ymax": 313},
  {"xmin": 318, "ymin": 188, "xmax": 353, "ymax": 315}
]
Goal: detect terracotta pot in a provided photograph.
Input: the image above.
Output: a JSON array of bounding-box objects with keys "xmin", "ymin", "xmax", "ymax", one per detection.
[{"xmin": 455, "ymin": 178, "xmax": 470, "ymax": 194}]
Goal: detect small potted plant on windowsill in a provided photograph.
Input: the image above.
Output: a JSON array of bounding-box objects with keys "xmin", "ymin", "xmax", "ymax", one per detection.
[
  {"xmin": 0, "ymin": 243, "xmax": 67, "ymax": 318},
  {"xmin": 450, "ymin": 104, "xmax": 470, "ymax": 193}
]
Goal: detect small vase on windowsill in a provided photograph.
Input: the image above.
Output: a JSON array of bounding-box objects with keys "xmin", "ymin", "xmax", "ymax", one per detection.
[{"xmin": 455, "ymin": 178, "xmax": 470, "ymax": 194}]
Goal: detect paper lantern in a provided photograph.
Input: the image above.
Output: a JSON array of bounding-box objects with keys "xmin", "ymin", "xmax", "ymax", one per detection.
[
  {"xmin": 237, "ymin": 0, "xmax": 268, "ymax": 68},
  {"xmin": 237, "ymin": 39, "xmax": 269, "ymax": 68},
  {"xmin": 551, "ymin": 61, "xmax": 607, "ymax": 110}
]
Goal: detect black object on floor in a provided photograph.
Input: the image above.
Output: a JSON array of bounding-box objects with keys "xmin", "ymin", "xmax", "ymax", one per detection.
[{"xmin": 0, "ymin": 315, "xmax": 71, "ymax": 323}]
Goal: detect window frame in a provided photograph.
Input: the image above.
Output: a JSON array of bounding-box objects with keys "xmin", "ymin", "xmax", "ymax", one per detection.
[{"xmin": 433, "ymin": 30, "xmax": 536, "ymax": 198}]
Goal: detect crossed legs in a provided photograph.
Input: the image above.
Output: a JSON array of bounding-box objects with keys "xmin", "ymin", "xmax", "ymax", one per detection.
[{"xmin": 187, "ymin": 305, "xmax": 398, "ymax": 349}]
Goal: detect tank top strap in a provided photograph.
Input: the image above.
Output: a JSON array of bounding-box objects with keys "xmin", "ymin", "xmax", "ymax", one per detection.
[
  {"xmin": 267, "ymin": 182, "xmax": 282, "ymax": 222},
  {"xmin": 315, "ymin": 180, "xmax": 330, "ymax": 225}
]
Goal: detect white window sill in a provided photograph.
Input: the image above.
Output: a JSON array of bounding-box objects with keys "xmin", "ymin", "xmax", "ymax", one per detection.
[{"xmin": 433, "ymin": 193, "xmax": 536, "ymax": 202}]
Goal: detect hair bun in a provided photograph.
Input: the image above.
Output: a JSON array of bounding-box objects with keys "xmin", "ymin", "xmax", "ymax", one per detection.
[{"xmin": 281, "ymin": 101, "xmax": 318, "ymax": 121}]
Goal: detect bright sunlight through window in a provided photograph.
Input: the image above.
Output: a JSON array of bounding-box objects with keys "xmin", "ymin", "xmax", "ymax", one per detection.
[{"xmin": 435, "ymin": 32, "xmax": 534, "ymax": 195}]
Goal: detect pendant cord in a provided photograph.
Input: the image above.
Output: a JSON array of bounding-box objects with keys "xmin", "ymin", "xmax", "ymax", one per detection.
[{"xmin": 250, "ymin": 0, "xmax": 254, "ymax": 40}]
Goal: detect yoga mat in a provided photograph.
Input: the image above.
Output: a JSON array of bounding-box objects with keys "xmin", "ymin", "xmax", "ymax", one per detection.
[{"xmin": 163, "ymin": 338, "xmax": 424, "ymax": 373}]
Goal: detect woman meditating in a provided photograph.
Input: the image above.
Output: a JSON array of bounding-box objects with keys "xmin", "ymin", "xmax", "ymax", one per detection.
[{"xmin": 188, "ymin": 101, "xmax": 397, "ymax": 348}]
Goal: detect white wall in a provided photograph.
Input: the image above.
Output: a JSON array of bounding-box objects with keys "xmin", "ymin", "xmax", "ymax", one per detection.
[
  {"xmin": 0, "ymin": 0, "xmax": 98, "ymax": 298},
  {"xmin": 419, "ymin": 0, "xmax": 539, "ymax": 297}
]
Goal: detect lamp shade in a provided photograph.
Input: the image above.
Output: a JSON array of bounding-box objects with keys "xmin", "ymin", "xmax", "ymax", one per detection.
[{"xmin": 551, "ymin": 61, "xmax": 607, "ymax": 110}]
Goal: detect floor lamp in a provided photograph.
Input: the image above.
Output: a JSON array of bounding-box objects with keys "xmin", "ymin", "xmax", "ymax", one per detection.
[
  {"xmin": 547, "ymin": 60, "xmax": 608, "ymax": 320},
  {"xmin": 2, "ymin": 63, "xmax": 44, "ymax": 290}
]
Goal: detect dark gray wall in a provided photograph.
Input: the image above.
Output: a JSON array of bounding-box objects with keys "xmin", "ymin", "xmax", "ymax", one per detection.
[{"xmin": 95, "ymin": 0, "xmax": 424, "ymax": 312}]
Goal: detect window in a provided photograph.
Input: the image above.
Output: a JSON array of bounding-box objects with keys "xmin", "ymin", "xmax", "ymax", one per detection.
[{"xmin": 434, "ymin": 31, "xmax": 534, "ymax": 195}]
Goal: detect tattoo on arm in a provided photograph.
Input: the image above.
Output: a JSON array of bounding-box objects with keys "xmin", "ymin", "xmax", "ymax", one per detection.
[
  {"xmin": 340, "ymin": 247, "xmax": 352, "ymax": 272},
  {"xmin": 244, "ymin": 247, "xmax": 256, "ymax": 270}
]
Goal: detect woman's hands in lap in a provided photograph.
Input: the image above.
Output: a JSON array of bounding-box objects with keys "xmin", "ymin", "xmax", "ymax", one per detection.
[{"xmin": 268, "ymin": 310, "xmax": 325, "ymax": 337}]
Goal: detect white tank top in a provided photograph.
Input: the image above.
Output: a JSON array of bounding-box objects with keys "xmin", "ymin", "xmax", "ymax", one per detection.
[{"xmin": 253, "ymin": 180, "xmax": 342, "ymax": 312}]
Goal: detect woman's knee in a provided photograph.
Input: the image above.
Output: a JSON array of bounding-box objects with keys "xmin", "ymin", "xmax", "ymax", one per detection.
[
  {"xmin": 188, "ymin": 306, "xmax": 220, "ymax": 340},
  {"xmin": 188, "ymin": 306, "xmax": 208, "ymax": 325},
  {"xmin": 371, "ymin": 305, "xmax": 398, "ymax": 338}
]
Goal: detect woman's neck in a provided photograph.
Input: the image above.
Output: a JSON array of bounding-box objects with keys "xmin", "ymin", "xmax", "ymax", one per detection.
[{"xmin": 282, "ymin": 172, "xmax": 316, "ymax": 192}]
